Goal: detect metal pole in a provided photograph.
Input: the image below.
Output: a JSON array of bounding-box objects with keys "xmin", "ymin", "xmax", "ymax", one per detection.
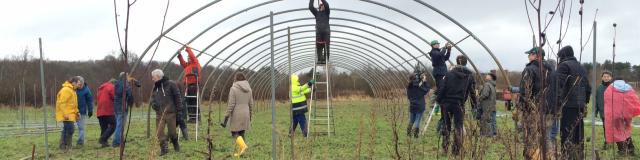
[
  {"xmin": 590, "ymin": 21, "xmax": 597, "ymax": 160},
  {"xmin": 288, "ymin": 26, "xmax": 294, "ymax": 159},
  {"xmin": 269, "ymin": 11, "xmax": 277, "ymax": 160},
  {"xmin": 39, "ymin": 38, "xmax": 49, "ymax": 160}
]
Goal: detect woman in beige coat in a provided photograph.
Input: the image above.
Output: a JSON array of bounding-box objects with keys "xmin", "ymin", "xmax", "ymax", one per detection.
[{"xmin": 223, "ymin": 73, "xmax": 254, "ymax": 157}]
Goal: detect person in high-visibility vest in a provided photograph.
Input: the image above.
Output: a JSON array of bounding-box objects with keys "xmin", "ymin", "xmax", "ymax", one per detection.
[{"xmin": 289, "ymin": 74, "xmax": 315, "ymax": 137}]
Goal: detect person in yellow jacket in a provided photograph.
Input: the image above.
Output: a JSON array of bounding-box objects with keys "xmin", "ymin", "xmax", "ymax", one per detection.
[
  {"xmin": 289, "ymin": 74, "xmax": 315, "ymax": 137},
  {"xmin": 55, "ymin": 76, "xmax": 83, "ymax": 150}
]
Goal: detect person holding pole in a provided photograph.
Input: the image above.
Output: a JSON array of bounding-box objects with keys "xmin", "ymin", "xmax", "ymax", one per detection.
[
  {"xmin": 289, "ymin": 74, "xmax": 315, "ymax": 137},
  {"xmin": 176, "ymin": 45, "xmax": 201, "ymax": 139},
  {"xmin": 309, "ymin": 0, "xmax": 330, "ymax": 64},
  {"xmin": 406, "ymin": 72, "xmax": 430, "ymax": 138}
]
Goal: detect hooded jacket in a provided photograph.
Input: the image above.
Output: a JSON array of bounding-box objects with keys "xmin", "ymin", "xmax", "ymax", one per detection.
[
  {"xmin": 407, "ymin": 79, "xmax": 431, "ymax": 113},
  {"xmin": 151, "ymin": 76, "xmax": 182, "ymax": 115},
  {"xmin": 225, "ymin": 80, "xmax": 254, "ymax": 132},
  {"xmin": 604, "ymin": 80, "xmax": 640, "ymax": 142},
  {"xmin": 291, "ymin": 75, "xmax": 311, "ymax": 115},
  {"xmin": 178, "ymin": 47, "xmax": 202, "ymax": 85},
  {"xmin": 56, "ymin": 81, "xmax": 79, "ymax": 122},
  {"xmin": 436, "ymin": 66, "xmax": 478, "ymax": 108},
  {"xmin": 553, "ymin": 46, "xmax": 591, "ymax": 109},
  {"xmin": 309, "ymin": 0, "xmax": 330, "ymax": 34},
  {"xmin": 76, "ymin": 83, "xmax": 94, "ymax": 115},
  {"xmin": 97, "ymin": 81, "xmax": 115, "ymax": 117}
]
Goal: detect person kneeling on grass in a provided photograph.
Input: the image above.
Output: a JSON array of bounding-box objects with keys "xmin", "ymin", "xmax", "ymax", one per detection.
[
  {"xmin": 56, "ymin": 76, "xmax": 82, "ymax": 151},
  {"xmin": 221, "ymin": 73, "xmax": 254, "ymax": 157},
  {"xmin": 289, "ymin": 74, "xmax": 315, "ymax": 137}
]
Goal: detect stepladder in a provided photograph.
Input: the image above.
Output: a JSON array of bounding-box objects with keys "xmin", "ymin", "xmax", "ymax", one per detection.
[
  {"xmin": 308, "ymin": 43, "xmax": 335, "ymax": 136},
  {"xmin": 184, "ymin": 76, "xmax": 200, "ymax": 141}
]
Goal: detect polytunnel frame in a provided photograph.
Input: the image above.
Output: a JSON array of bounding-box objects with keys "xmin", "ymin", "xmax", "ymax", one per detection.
[
  {"xmin": 128, "ymin": 1, "xmax": 512, "ymax": 158},
  {"xmin": 131, "ymin": 1, "xmax": 511, "ymax": 87}
]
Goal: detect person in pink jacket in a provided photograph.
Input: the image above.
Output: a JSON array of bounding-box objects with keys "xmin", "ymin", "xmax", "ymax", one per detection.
[{"xmin": 604, "ymin": 78, "xmax": 640, "ymax": 156}]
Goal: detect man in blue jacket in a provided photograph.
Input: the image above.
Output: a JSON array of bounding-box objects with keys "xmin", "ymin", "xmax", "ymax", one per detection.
[
  {"xmin": 75, "ymin": 76, "xmax": 93, "ymax": 146},
  {"xmin": 112, "ymin": 72, "xmax": 134, "ymax": 147}
]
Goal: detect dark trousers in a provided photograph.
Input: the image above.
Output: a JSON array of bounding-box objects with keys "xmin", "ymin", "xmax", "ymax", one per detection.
[
  {"xmin": 560, "ymin": 107, "xmax": 584, "ymax": 160},
  {"xmin": 441, "ymin": 102, "xmax": 464, "ymax": 155},
  {"xmin": 290, "ymin": 114, "xmax": 308, "ymax": 137},
  {"xmin": 59, "ymin": 121, "xmax": 75, "ymax": 150},
  {"xmin": 156, "ymin": 112, "xmax": 178, "ymax": 147},
  {"xmin": 505, "ymin": 100, "xmax": 512, "ymax": 111},
  {"xmin": 617, "ymin": 137, "xmax": 635, "ymax": 155},
  {"xmin": 231, "ymin": 130, "xmax": 246, "ymax": 139},
  {"xmin": 98, "ymin": 116, "xmax": 116, "ymax": 144},
  {"xmin": 177, "ymin": 118, "xmax": 188, "ymax": 138},
  {"xmin": 316, "ymin": 31, "xmax": 330, "ymax": 62}
]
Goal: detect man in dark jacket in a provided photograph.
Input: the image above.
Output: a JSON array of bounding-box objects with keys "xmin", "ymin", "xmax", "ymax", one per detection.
[
  {"xmin": 437, "ymin": 55, "xmax": 477, "ymax": 156},
  {"xmin": 406, "ymin": 72, "xmax": 430, "ymax": 138},
  {"xmin": 112, "ymin": 72, "xmax": 134, "ymax": 148},
  {"xmin": 74, "ymin": 76, "xmax": 93, "ymax": 146},
  {"xmin": 553, "ymin": 46, "xmax": 591, "ymax": 159},
  {"xmin": 151, "ymin": 69, "xmax": 183, "ymax": 156},
  {"xmin": 429, "ymin": 40, "xmax": 452, "ymax": 135},
  {"xmin": 595, "ymin": 71, "xmax": 612, "ymax": 148},
  {"xmin": 309, "ymin": 0, "xmax": 330, "ymax": 64},
  {"xmin": 518, "ymin": 47, "xmax": 554, "ymax": 159}
]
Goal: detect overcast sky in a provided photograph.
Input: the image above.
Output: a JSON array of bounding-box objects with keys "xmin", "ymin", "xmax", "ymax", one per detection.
[{"xmin": 1, "ymin": 0, "xmax": 638, "ymax": 72}]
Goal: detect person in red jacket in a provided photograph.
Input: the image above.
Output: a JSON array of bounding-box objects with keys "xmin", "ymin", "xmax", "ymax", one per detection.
[
  {"xmin": 177, "ymin": 46, "xmax": 201, "ymax": 137},
  {"xmin": 96, "ymin": 79, "xmax": 116, "ymax": 147}
]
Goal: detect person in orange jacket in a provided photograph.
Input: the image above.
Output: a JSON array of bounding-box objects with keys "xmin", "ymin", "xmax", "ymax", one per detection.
[
  {"xmin": 55, "ymin": 76, "xmax": 83, "ymax": 150},
  {"xmin": 176, "ymin": 46, "xmax": 201, "ymax": 137}
]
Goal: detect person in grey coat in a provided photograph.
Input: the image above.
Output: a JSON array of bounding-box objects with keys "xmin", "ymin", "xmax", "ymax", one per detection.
[
  {"xmin": 223, "ymin": 73, "xmax": 254, "ymax": 157},
  {"xmin": 478, "ymin": 73, "xmax": 497, "ymax": 136}
]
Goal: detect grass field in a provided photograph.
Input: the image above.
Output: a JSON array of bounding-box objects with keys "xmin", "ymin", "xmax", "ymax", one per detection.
[{"xmin": 2, "ymin": 99, "xmax": 640, "ymax": 159}]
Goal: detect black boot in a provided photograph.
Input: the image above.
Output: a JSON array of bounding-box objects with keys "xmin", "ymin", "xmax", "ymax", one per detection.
[
  {"xmin": 413, "ymin": 128, "xmax": 420, "ymax": 138},
  {"xmin": 182, "ymin": 129, "xmax": 189, "ymax": 141},
  {"xmin": 171, "ymin": 138, "xmax": 180, "ymax": 152},
  {"xmin": 407, "ymin": 125, "xmax": 412, "ymax": 136},
  {"xmin": 160, "ymin": 141, "xmax": 168, "ymax": 156}
]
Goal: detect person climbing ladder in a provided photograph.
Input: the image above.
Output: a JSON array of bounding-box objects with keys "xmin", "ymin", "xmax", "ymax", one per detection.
[{"xmin": 309, "ymin": 0, "xmax": 330, "ymax": 64}]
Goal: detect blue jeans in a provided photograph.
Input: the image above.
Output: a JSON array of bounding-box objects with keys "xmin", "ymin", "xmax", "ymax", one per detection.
[
  {"xmin": 409, "ymin": 111, "xmax": 424, "ymax": 129},
  {"xmin": 549, "ymin": 118, "xmax": 559, "ymax": 140},
  {"xmin": 491, "ymin": 111, "xmax": 497, "ymax": 135},
  {"xmin": 76, "ymin": 115, "xmax": 86, "ymax": 145},
  {"xmin": 112, "ymin": 112, "xmax": 127, "ymax": 147},
  {"xmin": 291, "ymin": 114, "xmax": 307, "ymax": 136}
]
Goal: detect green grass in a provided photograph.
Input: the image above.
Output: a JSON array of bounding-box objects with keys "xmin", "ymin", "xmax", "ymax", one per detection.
[{"xmin": 2, "ymin": 100, "xmax": 640, "ymax": 159}]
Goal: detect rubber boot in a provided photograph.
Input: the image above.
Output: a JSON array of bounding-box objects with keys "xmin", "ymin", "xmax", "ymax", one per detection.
[
  {"xmin": 234, "ymin": 136, "xmax": 248, "ymax": 157},
  {"xmin": 406, "ymin": 125, "xmax": 412, "ymax": 136},
  {"xmin": 171, "ymin": 138, "xmax": 180, "ymax": 152},
  {"xmin": 413, "ymin": 128, "xmax": 419, "ymax": 138},
  {"xmin": 160, "ymin": 141, "xmax": 168, "ymax": 156}
]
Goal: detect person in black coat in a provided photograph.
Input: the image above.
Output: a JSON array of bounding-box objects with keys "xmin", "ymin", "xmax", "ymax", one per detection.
[
  {"xmin": 309, "ymin": 0, "xmax": 330, "ymax": 64},
  {"xmin": 436, "ymin": 55, "xmax": 477, "ymax": 156},
  {"xmin": 552, "ymin": 46, "xmax": 591, "ymax": 159},
  {"xmin": 518, "ymin": 47, "xmax": 555, "ymax": 159},
  {"xmin": 406, "ymin": 72, "xmax": 431, "ymax": 138}
]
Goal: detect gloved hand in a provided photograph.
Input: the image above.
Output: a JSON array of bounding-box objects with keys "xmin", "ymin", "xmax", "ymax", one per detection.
[
  {"xmin": 220, "ymin": 116, "xmax": 229, "ymax": 128},
  {"xmin": 308, "ymin": 79, "xmax": 316, "ymax": 86},
  {"xmin": 88, "ymin": 112, "xmax": 93, "ymax": 118}
]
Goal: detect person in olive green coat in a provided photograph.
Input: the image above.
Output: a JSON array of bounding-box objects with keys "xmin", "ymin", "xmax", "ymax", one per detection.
[{"xmin": 595, "ymin": 71, "xmax": 613, "ymax": 147}]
